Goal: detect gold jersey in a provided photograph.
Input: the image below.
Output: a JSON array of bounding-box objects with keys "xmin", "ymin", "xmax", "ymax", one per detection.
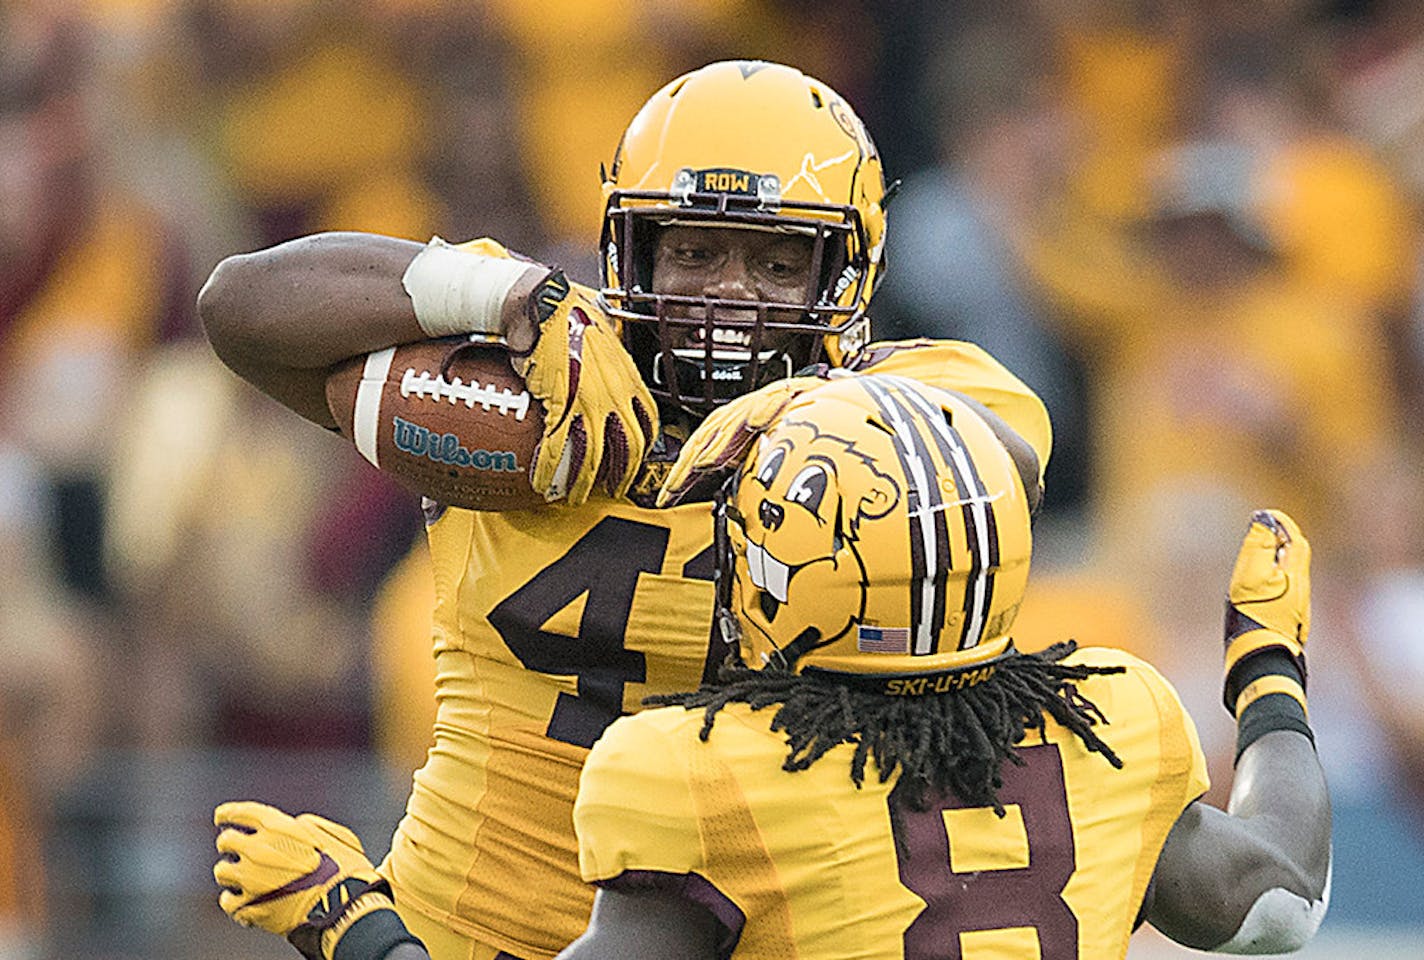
[
  {"xmin": 376, "ymin": 318, "xmax": 1053, "ymax": 959},
  {"xmin": 576, "ymin": 648, "xmax": 1209, "ymax": 960}
]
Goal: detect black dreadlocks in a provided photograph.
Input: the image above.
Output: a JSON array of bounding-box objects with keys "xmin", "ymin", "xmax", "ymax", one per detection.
[{"xmin": 644, "ymin": 640, "xmax": 1125, "ymax": 814}]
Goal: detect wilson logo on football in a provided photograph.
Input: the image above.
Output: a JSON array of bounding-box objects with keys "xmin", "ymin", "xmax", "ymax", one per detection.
[{"xmin": 391, "ymin": 417, "xmax": 520, "ymax": 472}]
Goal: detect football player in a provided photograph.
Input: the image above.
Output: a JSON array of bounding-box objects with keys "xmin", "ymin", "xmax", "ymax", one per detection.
[
  {"xmin": 557, "ymin": 376, "xmax": 1330, "ymax": 959},
  {"xmin": 204, "ymin": 62, "xmax": 1053, "ymax": 960}
]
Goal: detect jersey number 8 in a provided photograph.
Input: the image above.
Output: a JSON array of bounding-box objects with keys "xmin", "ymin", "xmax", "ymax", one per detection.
[{"xmin": 891, "ymin": 743, "xmax": 1077, "ymax": 959}]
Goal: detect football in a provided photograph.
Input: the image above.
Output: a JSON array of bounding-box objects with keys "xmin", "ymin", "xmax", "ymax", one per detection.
[{"xmin": 325, "ymin": 336, "xmax": 546, "ymax": 510}]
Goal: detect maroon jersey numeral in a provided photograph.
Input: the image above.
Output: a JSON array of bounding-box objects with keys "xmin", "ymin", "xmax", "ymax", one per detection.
[
  {"xmin": 489, "ymin": 517, "xmax": 667, "ymax": 747},
  {"xmin": 488, "ymin": 517, "xmax": 717, "ymax": 747},
  {"xmin": 891, "ymin": 743, "xmax": 1078, "ymax": 959}
]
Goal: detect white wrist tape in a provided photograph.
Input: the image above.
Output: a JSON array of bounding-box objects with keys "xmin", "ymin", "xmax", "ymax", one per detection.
[{"xmin": 401, "ymin": 236, "xmax": 541, "ymax": 339}]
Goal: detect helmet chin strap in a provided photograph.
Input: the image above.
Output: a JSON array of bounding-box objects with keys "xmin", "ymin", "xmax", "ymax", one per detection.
[
  {"xmin": 765, "ymin": 627, "xmax": 823, "ymax": 671},
  {"xmin": 713, "ymin": 478, "xmax": 741, "ymax": 648}
]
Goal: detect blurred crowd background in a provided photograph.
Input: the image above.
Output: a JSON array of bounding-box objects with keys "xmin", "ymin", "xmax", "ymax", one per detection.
[{"xmin": 3, "ymin": 0, "xmax": 1424, "ymax": 957}]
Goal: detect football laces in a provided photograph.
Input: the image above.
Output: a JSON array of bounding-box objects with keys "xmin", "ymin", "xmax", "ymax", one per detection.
[{"xmin": 399, "ymin": 367, "xmax": 532, "ymax": 421}]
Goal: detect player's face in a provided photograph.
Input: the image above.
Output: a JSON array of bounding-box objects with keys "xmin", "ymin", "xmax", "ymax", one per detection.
[
  {"xmin": 650, "ymin": 225, "xmax": 815, "ymax": 339},
  {"xmin": 628, "ymin": 224, "xmax": 822, "ymax": 412}
]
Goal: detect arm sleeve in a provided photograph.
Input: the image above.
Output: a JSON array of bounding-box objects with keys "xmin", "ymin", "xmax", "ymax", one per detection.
[
  {"xmin": 1123, "ymin": 650, "xmax": 1212, "ymax": 808},
  {"xmin": 574, "ymin": 715, "xmax": 705, "ymax": 883}
]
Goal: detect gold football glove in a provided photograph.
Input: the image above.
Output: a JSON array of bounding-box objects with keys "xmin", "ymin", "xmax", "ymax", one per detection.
[
  {"xmin": 214, "ymin": 801, "xmax": 417, "ymax": 960},
  {"xmin": 1223, "ymin": 509, "xmax": 1311, "ymax": 717},
  {"xmin": 656, "ymin": 375, "xmax": 828, "ymax": 507},
  {"xmin": 511, "ymin": 271, "xmax": 657, "ymax": 505}
]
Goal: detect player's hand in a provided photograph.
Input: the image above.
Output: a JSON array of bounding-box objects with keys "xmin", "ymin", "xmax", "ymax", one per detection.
[
  {"xmin": 213, "ymin": 801, "xmax": 391, "ymax": 960},
  {"xmin": 1223, "ymin": 510, "xmax": 1311, "ymax": 710},
  {"xmin": 510, "ymin": 271, "xmax": 657, "ymax": 505},
  {"xmin": 656, "ymin": 374, "xmax": 828, "ymax": 507},
  {"xmin": 1227, "ymin": 509, "xmax": 1310, "ymax": 652}
]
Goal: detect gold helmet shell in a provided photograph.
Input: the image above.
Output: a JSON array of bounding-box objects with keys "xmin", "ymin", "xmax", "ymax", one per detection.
[{"xmin": 720, "ymin": 374, "xmax": 1033, "ymax": 681}]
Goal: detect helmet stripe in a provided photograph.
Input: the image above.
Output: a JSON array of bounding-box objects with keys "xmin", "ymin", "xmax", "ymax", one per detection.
[
  {"xmin": 879, "ymin": 375, "xmax": 999, "ymax": 651},
  {"xmin": 858, "ymin": 378, "xmax": 949, "ymax": 656},
  {"xmin": 941, "ymin": 426, "xmax": 996, "ymax": 650}
]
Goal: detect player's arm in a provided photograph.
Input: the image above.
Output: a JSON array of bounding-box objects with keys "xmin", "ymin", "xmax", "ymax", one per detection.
[
  {"xmin": 555, "ymin": 887, "xmax": 720, "ymax": 960},
  {"xmin": 197, "ymin": 232, "xmax": 539, "ymax": 427},
  {"xmin": 330, "ymin": 943, "xmax": 429, "ymax": 960},
  {"xmin": 1143, "ymin": 510, "xmax": 1330, "ymax": 953},
  {"xmin": 272, "ymin": 884, "xmax": 722, "ymax": 960},
  {"xmin": 200, "ymin": 232, "xmax": 655, "ymax": 503}
]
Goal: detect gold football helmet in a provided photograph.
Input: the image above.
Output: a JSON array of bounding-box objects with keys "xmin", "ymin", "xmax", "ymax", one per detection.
[
  {"xmin": 600, "ymin": 60, "xmax": 889, "ymax": 414},
  {"xmin": 716, "ymin": 374, "xmax": 1033, "ymax": 681}
]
